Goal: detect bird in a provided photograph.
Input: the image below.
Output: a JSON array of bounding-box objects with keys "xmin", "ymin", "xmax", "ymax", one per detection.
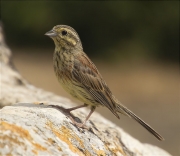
[{"xmin": 45, "ymin": 25, "xmax": 164, "ymax": 141}]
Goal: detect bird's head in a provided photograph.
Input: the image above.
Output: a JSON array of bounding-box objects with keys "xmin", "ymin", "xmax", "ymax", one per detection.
[{"xmin": 45, "ymin": 25, "xmax": 82, "ymax": 50}]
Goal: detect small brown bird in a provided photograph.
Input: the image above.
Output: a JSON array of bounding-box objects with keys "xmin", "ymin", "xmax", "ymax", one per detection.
[{"xmin": 45, "ymin": 25, "xmax": 164, "ymax": 141}]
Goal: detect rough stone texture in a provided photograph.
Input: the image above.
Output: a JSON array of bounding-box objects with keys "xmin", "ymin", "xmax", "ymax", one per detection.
[
  {"xmin": 0, "ymin": 104, "xmax": 170, "ymax": 156},
  {"xmin": 0, "ymin": 24, "xmax": 171, "ymax": 156}
]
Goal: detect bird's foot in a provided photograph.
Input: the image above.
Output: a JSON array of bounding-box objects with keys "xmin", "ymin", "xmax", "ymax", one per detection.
[
  {"xmin": 48, "ymin": 104, "xmax": 90, "ymax": 130},
  {"xmin": 73, "ymin": 122, "xmax": 90, "ymax": 130}
]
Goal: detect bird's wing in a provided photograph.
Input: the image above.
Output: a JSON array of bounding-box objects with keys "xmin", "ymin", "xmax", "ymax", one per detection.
[{"xmin": 72, "ymin": 52, "xmax": 119, "ymax": 118}]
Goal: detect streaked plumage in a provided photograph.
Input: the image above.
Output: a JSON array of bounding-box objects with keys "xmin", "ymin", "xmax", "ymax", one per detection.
[{"xmin": 45, "ymin": 25, "xmax": 164, "ymax": 141}]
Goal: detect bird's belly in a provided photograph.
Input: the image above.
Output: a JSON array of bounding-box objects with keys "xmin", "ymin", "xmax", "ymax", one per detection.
[
  {"xmin": 54, "ymin": 62, "xmax": 100, "ymax": 106},
  {"xmin": 58, "ymin": 78, "xmax": 99, "ymax": 106}
]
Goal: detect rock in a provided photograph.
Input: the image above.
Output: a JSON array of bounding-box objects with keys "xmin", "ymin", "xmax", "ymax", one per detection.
[
  {"xmin": 0, "ymin": 23, "xmax": 171, "ymax": 156},
  {"xmin": 0, "ymin": 104, "xmax": 171, "ymax": 156}
]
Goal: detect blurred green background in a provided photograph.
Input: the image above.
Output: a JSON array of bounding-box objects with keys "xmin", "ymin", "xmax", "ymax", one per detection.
[
  {"xmin": 1, "ymin": 1, "xmax": 179, "ymax": 156},
  {"xmin": 2, "ymin": 1, "xmax": 179, "ymax": 62}
]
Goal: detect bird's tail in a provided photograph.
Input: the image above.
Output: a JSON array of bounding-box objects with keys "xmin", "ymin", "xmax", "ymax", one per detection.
[{"xmin": 116, "ymin": 103, "xmax": 164, "ymax": 141}]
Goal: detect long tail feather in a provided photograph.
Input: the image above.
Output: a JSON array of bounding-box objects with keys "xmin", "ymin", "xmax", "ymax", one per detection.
[{"xmin": 116, "ymin": 104, "xmax": 164, "ymax": 141}]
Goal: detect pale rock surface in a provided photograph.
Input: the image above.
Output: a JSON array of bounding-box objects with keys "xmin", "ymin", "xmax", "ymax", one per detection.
[{"xmin": 0, "ymin": 24, "xmax": 171, "ymax": 156}]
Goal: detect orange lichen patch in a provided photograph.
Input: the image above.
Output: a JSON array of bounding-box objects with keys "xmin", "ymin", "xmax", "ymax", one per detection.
[
  {"xmin": 47, "ymin": 121, "xmax": 91, "ymax": 156},
  {"xmin": 91, "ymin": 144, "xmax": 106, "ymax": 156},
  {"xmin": 0, "ymin": 134, "xmax": 24, "ymax": 146},
  {"xmin": 32, "ymin": 149, "xmax": 38, "ymax": 155},
  {"xmin": 33, "ymin": 142, "xmax": 47, "ymax": 151},
  {"xmin": 0, "ymin": 121, "xmax": 47, "ymax": 153},
  {"xmin": 48, "ymin": 138, "xmax": 55, "ymax": 144},
  {"xmin": 58, "ymin": 146, "xmax": 62, "ymax": 151},
  {"xmin": 94, "ymin": 149, "xmax": 106, "ymax": 156},
  {"xmin": 47, "ymin": 137, "xmax": 62, "ymax": 152},
  {"xmin": 1, "ymin": 121, "xmax": 32, "ymax": 140},
  {"xmin": 104, "ymin": 141, "xmax": 126, "ymax": 156}
]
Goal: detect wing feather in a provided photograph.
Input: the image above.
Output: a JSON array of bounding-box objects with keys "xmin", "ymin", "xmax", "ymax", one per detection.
[{"xmin": 72, "ymin": 52, "xmax": 119, "ymax": 118}]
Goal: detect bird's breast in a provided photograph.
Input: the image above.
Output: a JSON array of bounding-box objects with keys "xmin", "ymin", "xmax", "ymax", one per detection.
[{"xmin": 53, "ymin": 50, "xmax": 74, "ymax": 86}]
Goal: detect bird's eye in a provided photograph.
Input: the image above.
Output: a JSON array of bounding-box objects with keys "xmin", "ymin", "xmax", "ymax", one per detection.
[{"xmin": 61, "ymin": 30, "xmax": 67, "ymax": 36}]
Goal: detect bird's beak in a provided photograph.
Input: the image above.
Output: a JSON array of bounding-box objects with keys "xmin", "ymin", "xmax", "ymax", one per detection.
[{"xmin": 45, "ymin": 30, "xmax": 58, "ymax": 37}]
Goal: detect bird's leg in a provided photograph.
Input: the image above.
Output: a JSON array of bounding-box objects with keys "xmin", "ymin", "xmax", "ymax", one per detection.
[
  {"xmin": 49, "ymin": 104, "xmax": 95, "ymax": 129},
  {"xmin": 49, "ymin": 103, "xmax": 88, "ymax": 114},
  {"xmin": 66, "ymin": 103, "xmax": 88, "ymax": 112},
  {"xmin": 75, "ymin": 106, "xmax": 96, "ymax": 128}
]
